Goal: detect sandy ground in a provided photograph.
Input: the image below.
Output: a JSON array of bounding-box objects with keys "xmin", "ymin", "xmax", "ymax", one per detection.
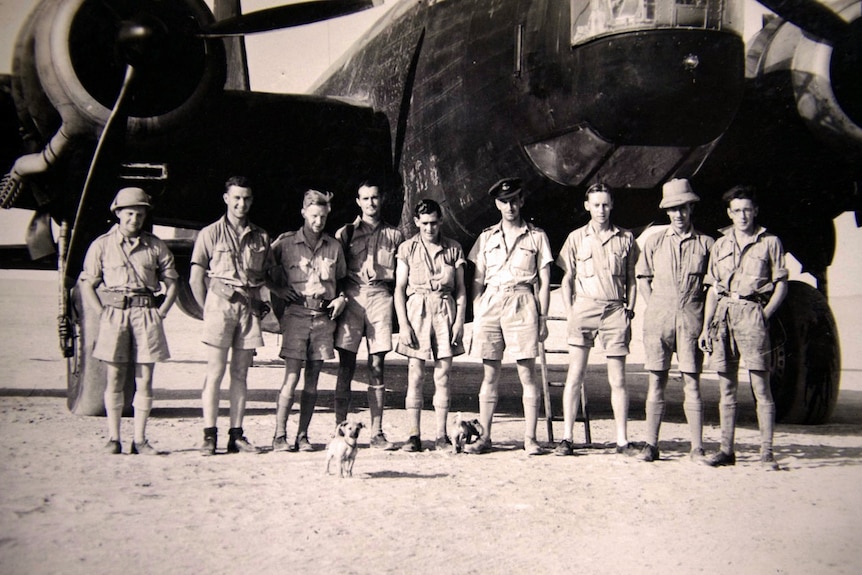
[{"xmin": 1, "ymin": 272, "xmax": 862, "ymax": 574}]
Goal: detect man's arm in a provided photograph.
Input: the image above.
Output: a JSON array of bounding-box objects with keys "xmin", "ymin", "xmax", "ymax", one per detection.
[
  {"xmin": 393, "ymin": 258, "xmax": 416, "ymax": 348},
  {"xmin": 698, "ymin": 285, "xmax": 718, "ymax": 353},
  {"xmin": 763, "ymin": 279, "xmax": 788, "ymax": 320},
  {"xmin": 536, "ymin": 263, "xmax": 551, "ymax": 342},
  {"xmin": 159, "ymin": 277, "xmax": 178, "ymax": 318},
  {"xmin": 189, "ymin": 263, "xmax": 207, "ymax": 310},
  {"xmin": 452, "ymin": 264, "xmax": 467, "ymax": 345}
]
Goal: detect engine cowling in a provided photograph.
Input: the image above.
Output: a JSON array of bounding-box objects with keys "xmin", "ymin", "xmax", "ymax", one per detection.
[
  {"xmin": 748, "ymin": 1, "xmax": 862, "ymax": 152},
  {"xmin": 12, "ymin": 0, "xmax": 226, "ymax": 146}
]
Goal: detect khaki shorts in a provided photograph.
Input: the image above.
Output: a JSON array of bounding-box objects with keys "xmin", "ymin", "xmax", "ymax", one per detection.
[
  {"xmin": 279, "ymin": 307, "xmax": 336, "ymax": 361},
  {"xmin": 470, "ymin": 288, "xmax": 539, "ymax": 361},
  {"xmin": 93, "ymin": 306, "xmax": 170, "ymax": 364},
  {"xmin": 395, "ymin": 292, "xmax": 464, "ymax": 361},
  {"xmin": 334, "ymin": 285, "xmax": 393, "ymax": 354},
  {"xmin": 567, "ymin": 298, "xmax": 630, "ymax": 356},
  {"xmin": 201, "ymin": 290, "xmax": 264, "ymax": 350},
  {"xmin": 642, "ymin": 296, "xmax": 704, "ymax": 373},
  {"xmin": 708, "ymin": 299, "xmax": 771, "ymax": 372}
]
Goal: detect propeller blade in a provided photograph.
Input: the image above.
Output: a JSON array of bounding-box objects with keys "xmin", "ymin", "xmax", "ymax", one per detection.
[
  {"xmin": 757, "ymin": 0, "xmax": 850, "ymax": 45},
  {"xmin": 66, "ymin": 65, "xmax": 136, "ymax": 265},
  {"xmin": 199, "ymin": 0, "xmax": 379, "ymax": 37}
]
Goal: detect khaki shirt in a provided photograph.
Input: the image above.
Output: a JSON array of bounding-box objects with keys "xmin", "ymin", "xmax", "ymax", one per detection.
[
  {"xmin": 269, "ymin": 228, "xmax": 346, "ymax": 299},
  {"xmin": 637, "ymin": 227, "xmax": 714, "ymax": 307},
  {"xmin": 397, "ymin": 234, "xmax": 465, "ymax": 296},
  {"xmin": 191, "ymin": 216, "xmax": 271, "ymax": 288},
  {"xmin": 335, "ymin": 217, "xmax": 404, "ymax": 287},
  {"xmin": 81, "ymin": 225, "xmax": 178, "ymax": 292},
  {"xmin": 557, "ymin": 223, "xmax": 638, "ymax": 302},
  {"xmin": 468, "ymin": 222, "xmax": 553, "ymax": 288},
  {"xmin": 706, "ymin": 226, "xmax": 787, "ymax": 297}
]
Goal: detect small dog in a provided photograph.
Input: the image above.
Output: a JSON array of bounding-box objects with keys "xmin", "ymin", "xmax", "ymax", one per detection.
[
  {"xmin": 325, "ymin": 421, "xmax": 365, "ymax": 477},
  {"xmin": 452, "ymin": 413, "xmax": 484, "ymax": 454}
]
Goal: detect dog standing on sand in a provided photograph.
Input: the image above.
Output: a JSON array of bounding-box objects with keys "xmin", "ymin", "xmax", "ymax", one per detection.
[
  {"xmin": 452, "ymin": 413, "xmax": 483, "ymax": 454},
  {"xmin": 326, "ymin": 421, "xmax": 365, "ymax": 477}
]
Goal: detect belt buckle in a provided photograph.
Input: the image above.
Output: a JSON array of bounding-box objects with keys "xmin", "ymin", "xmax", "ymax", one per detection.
[
  {"xmin": 729, "ymin": 293, "xmax": 741, "ymax": 300},
  {"xmin": 304, "ymin": 297, "xmax": 323, "ymax": 311}
]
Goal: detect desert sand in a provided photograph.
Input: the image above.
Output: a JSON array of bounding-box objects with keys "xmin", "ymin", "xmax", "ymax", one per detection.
[{"xmin": 1, "ymin": 272, "xmax": 861, "ymax": 574}]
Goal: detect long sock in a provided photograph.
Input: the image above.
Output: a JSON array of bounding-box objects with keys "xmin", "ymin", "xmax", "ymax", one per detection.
[
  {"xmin": 522, "ymin": 395, "xmax": 541, "ymax": 441},
  {"xmin": 478, "ymin": 393, "xmax": 497, "ymax": 439},
  {"xmin": 368, "ymin": 385, "xmax": 385, "ymax": 435},
  {"xmin": 683, "ymin": 400, "xmax": 703, "ymax": 451},
  {"xmin": 644, "ymin": 400, "xmax": 664, "ymax": 447},
  {"xmin": 275, "ymin": 394, "xmax": 292, "ymax": 438},
  {"xmin": 405, "ymin": 407, "xmax": 421, "ymax": 437},
  {"xmin": 132, "ymin": 393, "xmax": 153, "ymax": 444},
  {"xmin": 719, "ymin": 402, "xmax": 737, "ymax": 454},
  {"xmin": 297, "ymin": 389, "xmax": 318, "ymax": 437},
  {"xmin": 756, "ymin": 402, "xmax": 776, "ymax": 455},
  {"xmin": 105, "ymin": 390, "xmax": 124, "ymax": 440}
]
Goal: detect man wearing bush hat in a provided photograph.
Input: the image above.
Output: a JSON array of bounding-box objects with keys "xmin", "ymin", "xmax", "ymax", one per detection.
[
  {"xmin": 79, "ymin": 187, "xmax": 178, "ymax": 455},
  {"xmin": 635, "ymin": 178, "xmax": 714, "ymax": 463}
]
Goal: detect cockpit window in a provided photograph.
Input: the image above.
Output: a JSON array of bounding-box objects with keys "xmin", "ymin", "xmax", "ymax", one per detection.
[{"xmin": 570, "ymin": 0, "xmax": 741, "ymax": 45}]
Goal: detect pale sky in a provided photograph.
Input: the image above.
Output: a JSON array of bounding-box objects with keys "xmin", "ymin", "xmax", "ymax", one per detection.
[{"xmin": 0, "ymin": 0, "xmax": 859, "ymax": 295}]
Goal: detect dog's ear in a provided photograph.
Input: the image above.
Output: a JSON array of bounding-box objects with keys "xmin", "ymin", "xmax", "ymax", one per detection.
[{"xmin": 337, "ymin": 421, "xmax": 348, "ymax": 436}]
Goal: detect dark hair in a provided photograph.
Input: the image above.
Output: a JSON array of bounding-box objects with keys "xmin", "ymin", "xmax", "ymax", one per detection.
[
  {"xmin": 722, "ymin": 185, "xmax": 758, "ymax": 207},
  {"xmin": 356, "ymin": 179, "xmax": 380, "ymax": 194},
  {"xmin": 225, "ymin": 175, "xmax": 251, "ymax": 192},
  {"xmin": 413, "ymin": 198, "xmax": 442, "ymax": 219},
  {"xmin": 584, "ymin": 182, "xmax": 613, "ymax": 202}
]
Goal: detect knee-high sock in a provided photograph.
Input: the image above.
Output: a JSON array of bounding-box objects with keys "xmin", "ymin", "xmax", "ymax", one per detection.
[
  {"xmin": 683, "ymin": 400, "xmax": 703, "ymax": 451},
  {"xmin": 297, "ymin": 389, "xmax": 318, "ymax": 437},
  {"xmin": 756, "ymin": 402, "xmax": 776, "ymax": 454},
  {"xmin": 719, "ymin": 402, "xmax": 737, "ymax": 454},
  {"xmin": 644, "ymin": 400, "xmax": 665, "ymax": 447}
]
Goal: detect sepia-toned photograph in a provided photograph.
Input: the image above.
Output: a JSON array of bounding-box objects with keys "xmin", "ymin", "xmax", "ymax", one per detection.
[{"xmin": 1, "ymin": 0, "xmax": 860, "ymax": 573}]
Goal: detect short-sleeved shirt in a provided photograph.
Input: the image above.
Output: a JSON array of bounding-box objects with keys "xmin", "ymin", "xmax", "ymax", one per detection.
[
  {"xmin": 191, "ymin": 216, "xmax": 271, "ymax": 288},
  {"xmin": 706, "ymin": 226, "xmax": 787, "ymax": 297},
  {"xmin": 335, "ymin": 217, "xmax": 403, "ymax": 287},
  {"xmin": 269, "ymin": 228, "xmax": 346, "ymax": 300},
  {"xmin": 557, "ymin": 223, "xmax": 638, "ymax": 302},
  {"xmin": 397, "ymin": 234, "xmax": 465, "ymax": 295},
  {"xmin": 637, "ymin": 227, "xmax": 714, "ymax": 307},
  {"xmin": 468, "ymin": 222, "xmax": 554, "ymax": 288},
  {"xmin": 81, "ymin": 225, "xmax": 178, "ymax": 291}
]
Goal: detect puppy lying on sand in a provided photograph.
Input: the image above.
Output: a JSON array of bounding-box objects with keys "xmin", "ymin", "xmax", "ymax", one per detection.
[
  {"xmin": 452, "ymin": 413, "xmax": 483, "ymax": 454},
  {"xmin": 325, "ymin": 421, "xmax": 365, "ymax": 478}
]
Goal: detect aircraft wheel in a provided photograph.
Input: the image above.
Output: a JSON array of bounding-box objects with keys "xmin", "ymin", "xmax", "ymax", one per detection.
[
  {"xmin": 770, "ymin": 281, "xmax": 840, "ymax": 424},
  {"xmin": 66, "ymin": 283, "xmax": 134, "ymax": 416},
  {"xmin": 174, "ymin": 276, "xmax": 203, "ymax": 320}
]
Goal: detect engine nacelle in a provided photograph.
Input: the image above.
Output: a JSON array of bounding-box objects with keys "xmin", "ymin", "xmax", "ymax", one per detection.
[
  {"xmin": 12, "ymin": 0, "xmax": 226, "ymax": 145},
  {"xmin": 748, "ymin": 1, "xmax": 862, "ymax": 153}
]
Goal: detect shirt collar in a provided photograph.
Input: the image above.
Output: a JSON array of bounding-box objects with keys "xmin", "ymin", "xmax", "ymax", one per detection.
[{"xmin": 719, "ymin": 225, "xmax": 767, "ymax": 239}]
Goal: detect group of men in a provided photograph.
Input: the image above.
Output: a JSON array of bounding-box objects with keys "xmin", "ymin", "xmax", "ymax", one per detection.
[{"xmin": 82, "ymin": 174, "xmax": 787, "ymax": 470}]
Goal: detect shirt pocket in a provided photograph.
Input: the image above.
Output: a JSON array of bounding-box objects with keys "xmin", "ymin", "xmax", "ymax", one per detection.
[
  {"xmin": 377, "ymin": 245, "xmax": 396, "ymax": 271},
  {"xmin": 246, "ymin": 243, "xmax": 267, "ymax": 273},
  {"xmin": 211, "ymin": 243, "xmax": 235, "ymax": 276},
  {"xmin": 687, "ymin": 251, "xmax": 708, "ymax": 277},
  {"xmin": 483, "ymin": 237, "xmax": 507, "ymax": 269},
  {"xmin": 742, "ymin": 253, "xmax": 769, "ymax": 281},
  {"xmin": 576, "ymin": 244, "xmax": 595, "ymax": 278},
  {"xmin": 511, "ymin": 245, "xmax": 537, "ymax": 273},
  {"xmin": 609, "ymin": 249, "xmax": 626, "ymax": 277},
  {"xmin": 318, "ymin": 257, "xmax": 336, "ymax": 281}
]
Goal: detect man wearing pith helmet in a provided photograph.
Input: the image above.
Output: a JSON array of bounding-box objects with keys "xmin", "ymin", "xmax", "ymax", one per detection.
[
  {"xmin": 466, "ymin": 177, "xmax": 553, "ymax": 456},
  {"xmin": 79, "ymin": 187, "xmax": 179, "ymax": 455},
  {"xmin": 634, "ymin": 178, "xmax": 714, "ymax": 463}
]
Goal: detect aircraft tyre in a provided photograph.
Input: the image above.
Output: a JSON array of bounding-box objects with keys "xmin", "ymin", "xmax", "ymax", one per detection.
[
  {"xmin": 174, "ymin": 276, "xmax": 203, "ymax": 321},
  {"xmin": 66, "ymin": 282, "xmax": 134, "ymax": 416},
  {"xmin": 769, "ymin": 281, "xmax": 840, "ymax": 424}
]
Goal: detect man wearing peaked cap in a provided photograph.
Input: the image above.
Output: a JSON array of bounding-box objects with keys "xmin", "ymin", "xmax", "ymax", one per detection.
[
  {"xmin": 487, "ymin": 178, "xmax": 522, "ymax": 201},
  {"xmin": 465, "ymin": 177, "xmax": 554, "ymax": 456},
  {"xmin": 634, "ymin": 178, "xmax": 713, "ymax": 463},
  {"xmin": 78, "ymin": 187, "xmax": 178, "ymax": 455}
]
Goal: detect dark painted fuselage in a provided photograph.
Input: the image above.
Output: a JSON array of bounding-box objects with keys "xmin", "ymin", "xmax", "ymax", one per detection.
[{"xmin": 313, "ymin": 0, "xmax": 745, "ymax": 249}]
